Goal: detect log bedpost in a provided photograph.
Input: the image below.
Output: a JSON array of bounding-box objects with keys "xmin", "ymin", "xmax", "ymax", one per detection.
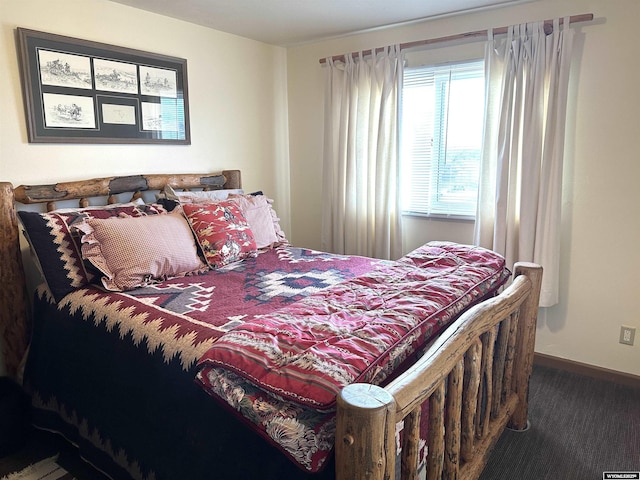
[
  {"xmin": 508, "ymin": 262, "xmax": 543, "ymax": 430},
  {"xmin": 0, "ymin": 182, "xmax": 29, "ymax": 380},
  {"xmin": 335, "ymin": 383, "xmax": 396, "ymax": 480},
  {"xmin": 221, "ymin": 169, "xmax": 241, "ymax": 190}
]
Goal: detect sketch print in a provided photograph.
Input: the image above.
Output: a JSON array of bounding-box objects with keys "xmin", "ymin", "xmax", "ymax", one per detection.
[
  {"xmin": 102, "ymin": 103, "xmax": 136, "ymax": 125},
  {"xmin": 142, "ymin": 101, "xmax": 178, "ymax": 132},
  {"xmin": 140, "ymin": 66, "xmax": 177, "ymax": 98},
  {"xmin": 94, "ymin": 59, "xmax": 138, "ymax": 94},
  {"xmin": 42, "ymin": 93, "xmax": 96, "ymax": 128},
  {"xmin": 38, "ymin": 49, "xmax": 92, "ymax": 89},
  {"xmin": 18, "ymin": 28, "xmax": 189, "ymax": 142}
]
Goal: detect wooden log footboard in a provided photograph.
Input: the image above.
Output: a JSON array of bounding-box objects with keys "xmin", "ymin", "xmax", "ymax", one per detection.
[{"xmin": 335, "ymin": 263, "xmax": 543, "ymax": 480}]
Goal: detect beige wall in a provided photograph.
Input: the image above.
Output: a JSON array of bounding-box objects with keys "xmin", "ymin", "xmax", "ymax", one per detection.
[
  {"xmin": 0, "ymin": 0, "xmax": 290, "ymax": 212},
  {"xmin": 286, "ymin": 0, "xmax": 640, "ymax": 376}
]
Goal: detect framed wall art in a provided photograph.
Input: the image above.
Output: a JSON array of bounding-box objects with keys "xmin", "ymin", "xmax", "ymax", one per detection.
[{"xmin": 16, "ymin": 28, "xmax": 190, "ymax": 144}]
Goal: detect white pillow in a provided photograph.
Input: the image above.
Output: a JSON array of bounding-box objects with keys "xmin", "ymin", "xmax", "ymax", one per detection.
[{"xmin": 163, "ymin": 185, "xmax": 244, "ymax": 204}]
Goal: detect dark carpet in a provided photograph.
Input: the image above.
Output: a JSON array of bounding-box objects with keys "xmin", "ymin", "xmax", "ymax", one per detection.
[
  {"xmin": 1, "ymin": 364, "xmax": 638, "ymax": 479},
  {"xmin": 480, "ymin": 365, "xmax": 640, "ymax": 480}
]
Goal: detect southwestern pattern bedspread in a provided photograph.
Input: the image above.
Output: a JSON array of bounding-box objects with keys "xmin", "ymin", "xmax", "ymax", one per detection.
[
  {"xmin": 23, "ymin": 242, "xmax": 508, "ymax": 480},
  {"xmin": 196, "ymin": 242, "xmax": 509, "ymax": 472}
]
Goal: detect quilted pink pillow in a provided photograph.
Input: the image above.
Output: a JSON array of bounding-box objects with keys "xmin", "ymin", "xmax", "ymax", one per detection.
[
  {"xmin": 78, "ymin": 211, "xmax": 208, "ymax": 291},
  {"xmin": 18, "ymin": 202, "xmax": 166, "ymax": 301},
  {"xmin": 182, "ymin": 201, "xmax": 257, "ymax": 268}
]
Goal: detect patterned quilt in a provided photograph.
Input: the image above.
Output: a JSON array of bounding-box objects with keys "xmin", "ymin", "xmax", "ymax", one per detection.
[
  {"xmin": 124, "ymin": 245, "xmax": 379, "ymax": 350},
  {"xmin": 195, "ymin": 242, "xmax": 509, "ymax": 472}
]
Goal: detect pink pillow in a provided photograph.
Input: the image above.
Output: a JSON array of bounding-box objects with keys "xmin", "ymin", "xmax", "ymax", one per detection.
[
  {"xmin": 182, "ymin": 201, "xmax": 257, "ymax": 268},
  {"xmin": 78, "ymin": 211, "xmax": 208, "ymax": 291},
  {"xmin": 227, "ymin": 194, "xmax": 279, "ymax": 249},
  {"xmin": 18, "ymin": 202, "xmax": 167, "ymax": 301},
  {"xmin": 229, "ymin": 194, "xmax": 288, "ymax": 248},
  {"xmin": 262, "ymin": 195, "xmax": 288, "ymax": 246}
]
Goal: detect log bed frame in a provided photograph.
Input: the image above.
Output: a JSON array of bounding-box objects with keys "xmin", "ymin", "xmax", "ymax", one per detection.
[{"xmin": 0, "ymin": 170, "xmax": 542, "ymax": 480}]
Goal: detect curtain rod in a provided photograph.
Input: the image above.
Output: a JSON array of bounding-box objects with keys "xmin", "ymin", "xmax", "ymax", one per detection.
[{"xmin": 319, "ymin": 13, "xmax": 593, "ymax": 65}]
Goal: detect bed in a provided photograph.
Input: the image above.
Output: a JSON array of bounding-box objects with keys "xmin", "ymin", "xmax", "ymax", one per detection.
[{"xmin": 0, "ymin": 169, "xmax": 542, "ymax": 480}]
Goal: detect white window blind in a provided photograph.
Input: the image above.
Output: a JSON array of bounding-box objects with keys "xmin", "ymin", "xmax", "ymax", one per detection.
[{"xmin": 400, "ymin": 60, "xmax": 484, "ymax": 218}]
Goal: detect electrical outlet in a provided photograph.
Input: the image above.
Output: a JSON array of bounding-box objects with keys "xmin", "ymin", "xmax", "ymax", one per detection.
[{"xmin": 619, "ymin": 326, "xmax": 636, "ymax": 346}]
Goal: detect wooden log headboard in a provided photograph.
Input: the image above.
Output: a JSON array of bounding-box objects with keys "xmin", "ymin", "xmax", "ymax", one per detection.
[{"xmin": 0, "ymin": 170, "xmax": 241, "ymax": 379}]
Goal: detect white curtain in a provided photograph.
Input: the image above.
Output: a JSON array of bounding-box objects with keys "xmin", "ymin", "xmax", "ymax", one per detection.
[
  {"xmin": 321, "ymin": 46, "xmax": 403, "ymax": 260},
  {"xmin": 474, "ymin": 18, "xmax": 575, "ymax": 307}
]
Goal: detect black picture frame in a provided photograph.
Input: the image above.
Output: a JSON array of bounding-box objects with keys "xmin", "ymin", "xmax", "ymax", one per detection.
[{"xmin": 16, "ymin": 28, "xmax": 190, "ymax": 144}]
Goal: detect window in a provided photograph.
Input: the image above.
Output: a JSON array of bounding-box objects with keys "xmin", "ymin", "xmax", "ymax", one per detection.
[{"xmin": 400, "ymin": 60, "xmax": 485, "ymax": 218}]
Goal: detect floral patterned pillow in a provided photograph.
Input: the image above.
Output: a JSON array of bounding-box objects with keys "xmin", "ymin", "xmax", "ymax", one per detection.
[{"xmin": 182, "ymin": 201, "xmax": 257, "ymax": 268}]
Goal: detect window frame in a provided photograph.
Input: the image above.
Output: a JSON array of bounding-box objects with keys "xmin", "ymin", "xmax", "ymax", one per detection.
[{"xmin": 399, "ymin": 58, "xmax": 485, "ymax": 221}]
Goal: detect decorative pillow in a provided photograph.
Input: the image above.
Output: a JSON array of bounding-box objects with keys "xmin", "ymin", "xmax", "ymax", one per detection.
[
  {"xmin": 182, "ymin": 202, "xmax": 257, "ymax": 268},
  {"xmin": 77, "ymin": 211, "xmax": 208, "ymax": 292},
  {"xmin": 226, "ymin": 194, "xmax": 279, "ymax": 249},
  {"xmin": 18, "ymin": 203, "xmax": 166, "ymax": 302},
  {"xmin": 162, "ymin": 185, "xmax": 244, "ymax": 204},
  {"xmin": 263, "ymin": 196, "xmax": 288, "ymax": 246}
]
